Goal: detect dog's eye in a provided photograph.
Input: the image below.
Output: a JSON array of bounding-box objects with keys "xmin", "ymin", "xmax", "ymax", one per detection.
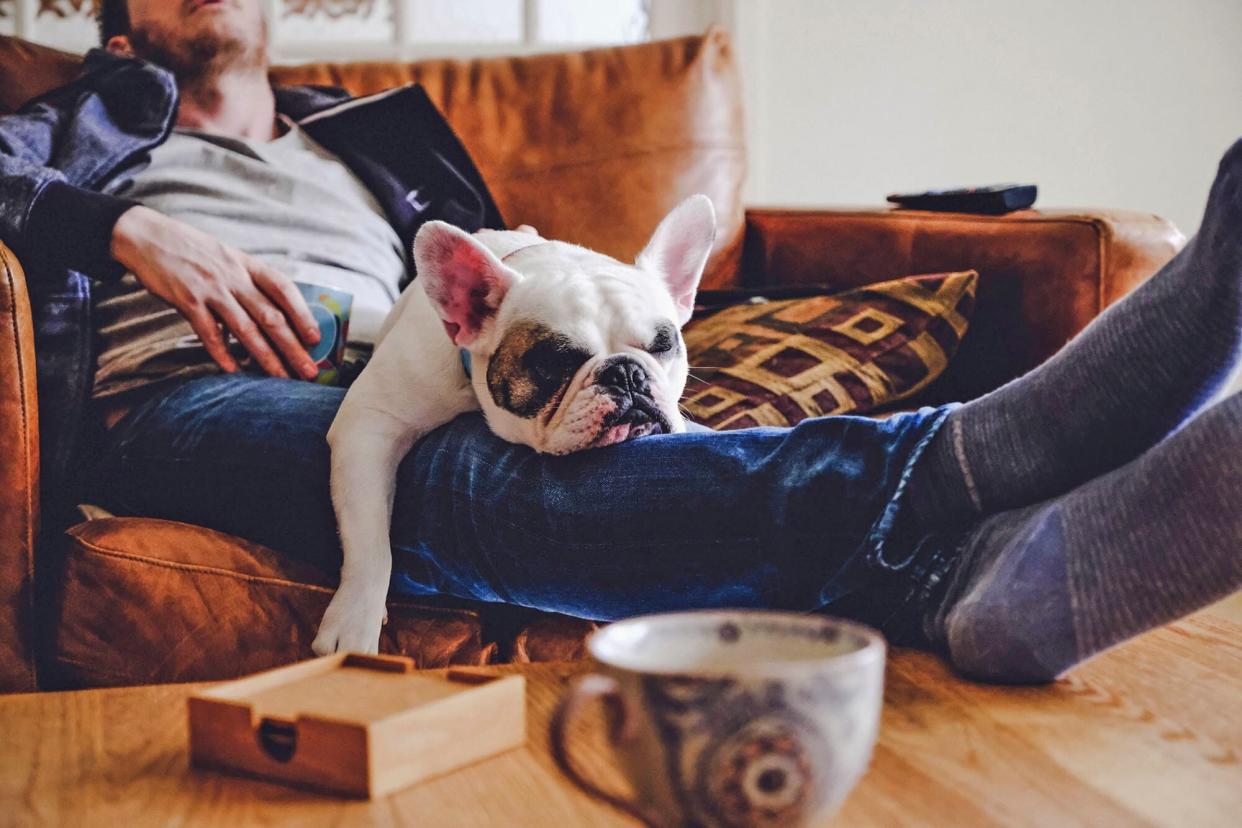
[
  {"xmin": 526, "ymin": 340, "xmax": 590, "ymax": 386},
  {"xmin": 531, "ymin": 361, "xmax": 559, "ymax": 383},
  {"xmin": 647, "ymin": 325, "xmax": 676, "ymax": 357}
]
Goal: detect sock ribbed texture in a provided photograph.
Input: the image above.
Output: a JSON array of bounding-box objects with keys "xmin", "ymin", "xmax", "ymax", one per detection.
[
  {"xmin": 908, "ymin": 138, "xmax": 1242, "ymax": 528},
  {"xmin": 927, "ymin": 389, "xmax": 1242, "ymax": 683}
]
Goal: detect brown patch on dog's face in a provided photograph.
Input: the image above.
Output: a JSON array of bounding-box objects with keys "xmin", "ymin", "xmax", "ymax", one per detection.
[{"xmin": 487, "ymin": 321, "xmax": 592, "ymax": 419}]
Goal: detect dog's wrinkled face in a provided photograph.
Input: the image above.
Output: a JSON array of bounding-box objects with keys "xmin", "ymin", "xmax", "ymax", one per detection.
[
  {"xmin": 479, "ymin": 262, "xmax": 687, "ymax": 454},
  {"xmin": 414, "ymin": 195, "xmax": 716, "ymax": 454}
]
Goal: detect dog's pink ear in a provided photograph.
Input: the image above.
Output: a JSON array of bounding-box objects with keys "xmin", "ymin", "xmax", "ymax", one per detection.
[
  {"xmin": 414, "ymin": 221, "xmax": 520, "ymax": 346},
  {"xmin": 636, "ymin": 195, "xmax": 717, "ymax": 326}
]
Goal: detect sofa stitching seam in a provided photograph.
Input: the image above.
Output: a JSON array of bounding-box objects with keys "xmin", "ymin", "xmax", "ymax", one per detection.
[
  {"xmin": 65, "ymin": 535, "xmax": 479, "ymax": 618},
  {"xmin": 748, "ymin": 209, "xmax": 1120, "ymax": 231},
  {"xmin": 68, "ymin": 538, "xmax": 338, "ymax": 592},
  {"xmin": 1093, "ymin": 218, "xmax": 1110, "ymax": 314},
  {"xmin": 2, "ymin": 248, "xmax": 37, "ymax": 688}
]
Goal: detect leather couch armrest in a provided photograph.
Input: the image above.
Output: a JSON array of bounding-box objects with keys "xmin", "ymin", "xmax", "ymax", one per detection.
[
  {"xmin": 0, "ymin": 240, "xmax": 39, "ymax": 692},
  {"xmin": 740, "ymin": 206, "xmax": 1186, "ymax": 400}
]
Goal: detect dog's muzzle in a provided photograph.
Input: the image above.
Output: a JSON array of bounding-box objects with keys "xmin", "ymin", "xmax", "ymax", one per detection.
[{"xmin": 595, "ymin": 356, "xmax": 671, "ymax": 437}]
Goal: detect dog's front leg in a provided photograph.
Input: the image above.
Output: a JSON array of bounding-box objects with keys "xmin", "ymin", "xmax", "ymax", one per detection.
[{"xmin": 312, "ymin": 410, "xmax": 416, "ymax": 656}]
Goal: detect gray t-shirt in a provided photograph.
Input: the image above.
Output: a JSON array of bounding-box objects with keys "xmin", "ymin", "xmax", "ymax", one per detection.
[{"xmin": 94, "ymin": 117, "xmax": 406, "ymax": 399}]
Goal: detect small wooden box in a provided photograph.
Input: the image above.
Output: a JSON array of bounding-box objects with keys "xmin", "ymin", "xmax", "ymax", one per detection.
[{"xmin": 188, "ymin": 653, "xmax": 525, "ymax": 799}]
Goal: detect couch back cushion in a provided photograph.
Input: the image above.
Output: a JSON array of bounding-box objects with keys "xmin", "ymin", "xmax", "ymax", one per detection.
[
  {"xmin": 682, "ymin": 271, "xmax": 979, "ymax": 428},
  {"xmin": 0, "ymin": 31, "xmax": 746, "ymax": 287}
]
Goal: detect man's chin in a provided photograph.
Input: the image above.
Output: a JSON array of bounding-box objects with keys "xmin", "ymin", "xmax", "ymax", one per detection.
[{"xmin": 129, "ymin": 17, "xmax": 267, "ymax": 80}]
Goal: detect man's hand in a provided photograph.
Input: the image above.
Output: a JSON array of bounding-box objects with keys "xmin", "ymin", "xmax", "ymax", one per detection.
[{"xmin": 110, "ymin": 206, "xmax": 321, "ymax": 379}]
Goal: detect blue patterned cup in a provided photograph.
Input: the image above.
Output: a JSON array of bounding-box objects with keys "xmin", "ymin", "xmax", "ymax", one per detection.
[
  {"xmin": 550, "ymin": 611, "xmax": 885, "ymax": 827},
  {"xmin": 295, "ymin": 281, "xmax": 352, "ymax": 386}
]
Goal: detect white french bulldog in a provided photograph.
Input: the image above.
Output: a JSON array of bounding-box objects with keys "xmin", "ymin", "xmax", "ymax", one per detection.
[{"xmin": 312, "ymin": 195, "xmax": 717, "ymax": 655}]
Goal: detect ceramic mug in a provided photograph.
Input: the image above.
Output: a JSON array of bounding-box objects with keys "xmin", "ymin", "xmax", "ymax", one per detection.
[
  {"xmin": 295, "ymin": 281, "xmax": 352, "ymax": 386},
  {"xmin": 550, "ymin": 611, "xmax": 885, "ymax": 828}
]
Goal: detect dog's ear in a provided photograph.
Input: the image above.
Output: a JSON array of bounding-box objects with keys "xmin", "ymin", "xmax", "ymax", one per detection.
[
  {"xmin": 414, "ymin": 221, "xmax": 521, "ymax": 346},
  {"xmin": 636, "ymin": 195, "xmax": 717, "ymax": 326}
]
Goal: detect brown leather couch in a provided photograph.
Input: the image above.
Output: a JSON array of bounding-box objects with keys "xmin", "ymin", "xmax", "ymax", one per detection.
[{"xmin": 0, "ymin": 31, "xmax": 1185, "ymax": 693}]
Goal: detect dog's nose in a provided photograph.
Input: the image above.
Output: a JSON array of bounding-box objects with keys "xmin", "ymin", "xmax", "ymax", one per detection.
[{"xmin": 597, "ymin": 357, "xmax": 651, "ymax": 397}]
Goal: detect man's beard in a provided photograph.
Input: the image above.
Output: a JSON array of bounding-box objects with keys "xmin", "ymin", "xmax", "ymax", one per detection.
[{"xmin": 128, "ymin": 17, "xmax": 269, "ymax": 90}]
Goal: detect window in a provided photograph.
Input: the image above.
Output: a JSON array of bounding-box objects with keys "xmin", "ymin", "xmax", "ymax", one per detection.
[
  {"xmin": 2, "ymin": 0, "xmax": 685, "ymax": 58},
  {"xmin": 276, "ymin": 0, "xmax": 651, "ymax": 58},
  {"xmin": 5, "ymin": 1, "xmax": 99, "ymax": 47}
]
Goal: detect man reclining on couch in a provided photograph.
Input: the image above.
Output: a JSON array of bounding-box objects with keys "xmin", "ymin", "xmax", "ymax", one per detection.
[{"xmin": 2, "ymin": 0, "xmax": 1239, "ymax": 684}]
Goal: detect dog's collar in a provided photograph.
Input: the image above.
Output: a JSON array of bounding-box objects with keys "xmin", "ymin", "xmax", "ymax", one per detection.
[{"xmin": 460, "ymin": 347, "xmax": 473, "ymax": 379}]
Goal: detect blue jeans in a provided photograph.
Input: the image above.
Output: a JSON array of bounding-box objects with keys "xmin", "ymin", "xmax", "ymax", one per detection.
[{"xmin": 88, "ymin": 375, "xmax": 955, "ymax": 634}]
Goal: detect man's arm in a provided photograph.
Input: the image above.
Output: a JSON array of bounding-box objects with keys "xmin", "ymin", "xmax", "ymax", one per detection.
[
  {"xmin": 0, "ymin": 99, "xmax": 138, "ymax": 281},
  {"xmin": 0, "ymin": 104, "xmax": 321, "ymax": 379}
]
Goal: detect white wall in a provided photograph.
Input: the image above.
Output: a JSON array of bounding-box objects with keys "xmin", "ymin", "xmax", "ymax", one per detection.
[{"xmin": 729, "ymin": 0, "xmax": 1242, "ymax": 237}]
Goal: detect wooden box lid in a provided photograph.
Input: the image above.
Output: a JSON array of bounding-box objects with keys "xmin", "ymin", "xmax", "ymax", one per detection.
[{"xmin": 187, "ymin": 653, "xmax": 525, "ymax": 799}]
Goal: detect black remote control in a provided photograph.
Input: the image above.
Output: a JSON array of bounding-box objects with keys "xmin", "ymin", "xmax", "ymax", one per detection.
[{"xmin": 886, "ymin": 184, "xmax": 1037, "ymax": 215}]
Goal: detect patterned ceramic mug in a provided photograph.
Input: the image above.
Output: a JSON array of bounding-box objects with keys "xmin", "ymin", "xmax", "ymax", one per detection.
[{"xmin": 550, "ymin": 611, "xmax": 886, "ymax": 828}]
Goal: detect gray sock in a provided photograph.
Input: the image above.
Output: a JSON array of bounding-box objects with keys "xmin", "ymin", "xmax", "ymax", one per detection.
[
  {"xmin": 925, "ymin": 390, "xmax": 1242, "ymax": 683},
  {"xmin": 909, "ymin": 139, "xmax": 1242, "ymax": 525}
]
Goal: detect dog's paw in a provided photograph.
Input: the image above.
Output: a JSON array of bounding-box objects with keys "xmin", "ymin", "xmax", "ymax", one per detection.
[{"xmin": 312, "ymin": 588, "xmax": 387, "ymax": 656}]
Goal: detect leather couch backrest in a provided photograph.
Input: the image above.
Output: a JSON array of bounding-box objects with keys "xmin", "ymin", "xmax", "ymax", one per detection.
[{"xmin": 0, "ymin": 31, "xmax": 747, "ymax": 287}]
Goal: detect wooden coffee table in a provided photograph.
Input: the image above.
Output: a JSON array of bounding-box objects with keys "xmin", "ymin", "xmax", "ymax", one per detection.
[{"xmin": 4, "ymin": 605, "xmax": 1242, "ymax": 827}]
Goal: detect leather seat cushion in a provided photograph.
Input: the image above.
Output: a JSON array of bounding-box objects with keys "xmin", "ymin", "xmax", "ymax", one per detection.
[
  {"xmin": 511, "ymin": 614, "xmax": 599, "ymax": 663},
  {"xmin": 49, "ymin": 518, "xmax": 498, "ymax": 688}
]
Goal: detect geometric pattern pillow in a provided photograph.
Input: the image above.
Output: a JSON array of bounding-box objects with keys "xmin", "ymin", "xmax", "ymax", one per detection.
[{"xmin": 681, "ymin": 271, "xmax": 978, "ymax": 429}]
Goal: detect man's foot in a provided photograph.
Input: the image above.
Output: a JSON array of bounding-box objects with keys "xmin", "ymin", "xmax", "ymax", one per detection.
[
  {"xmin": 909, "ymin": 139, "xmax": 1242, "ymax": 527},
  {"xmin": 922, "ymin": 389, "xmax": 1242, "ymax": 683}
]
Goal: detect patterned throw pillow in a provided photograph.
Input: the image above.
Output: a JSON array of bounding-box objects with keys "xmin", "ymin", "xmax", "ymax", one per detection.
[{"xmin": 681, "ymin": 271, "xmax": 978, "ymax": 429}]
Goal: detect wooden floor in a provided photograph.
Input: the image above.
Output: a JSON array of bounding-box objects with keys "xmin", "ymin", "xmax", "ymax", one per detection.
[
  {"xmin": 2, "ymin": 597, "xmax": 1240, "ymax": 827},
  {"xmin": 1207, "ymin": 591, "xmax": 1242, "ymax": 625},
  {"xmin": 842, "ymin": 605, "xmax": 1242, "ymax": 827}
]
